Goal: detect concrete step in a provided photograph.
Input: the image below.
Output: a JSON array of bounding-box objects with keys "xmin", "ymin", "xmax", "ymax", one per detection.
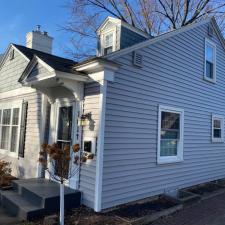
[
  {"xmin": 12, "ymin": 179, "xmax": 81, "ymax": 213},
  {"xmin": 0, "ymin": 178, "xmax": 81, "ymax": 220},
  {"xmin": 1, "ymin": 191, "xmax": 44, "ymax": 220}
]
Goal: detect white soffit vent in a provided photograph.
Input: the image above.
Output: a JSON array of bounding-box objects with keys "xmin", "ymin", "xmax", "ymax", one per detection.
[
  {"xmin": 133, "ymin": 51, "xmax": 143, "ymax": 67},
  {"xmin": 208, "ymin": 25, "xmax": 214, "ymax": 37}
]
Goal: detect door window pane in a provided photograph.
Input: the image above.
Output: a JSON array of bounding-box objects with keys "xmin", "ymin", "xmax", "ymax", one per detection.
[
  {"xmin": 56, "ymin": 106, "xmax": 73, "ymax": 178},
  {"xmin": 57, "ymin": 106, "xmax": 72, "ymax": 141}
]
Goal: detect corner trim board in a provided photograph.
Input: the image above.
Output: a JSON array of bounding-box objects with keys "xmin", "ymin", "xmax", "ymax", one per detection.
[{"xmin": 94, "ymin": 79, "xmax": 107, "ymax": 212}]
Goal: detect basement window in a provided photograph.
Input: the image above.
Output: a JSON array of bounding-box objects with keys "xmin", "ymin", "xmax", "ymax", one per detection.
[{"xmin": 158, "ymin": 105, "xmax": 184, "ymax": 164}]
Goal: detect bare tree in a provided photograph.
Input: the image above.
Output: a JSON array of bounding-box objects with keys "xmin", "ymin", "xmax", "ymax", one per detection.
[{"xmin": 63, "ymin": 0, "xmax": 225, "ymax": 60}]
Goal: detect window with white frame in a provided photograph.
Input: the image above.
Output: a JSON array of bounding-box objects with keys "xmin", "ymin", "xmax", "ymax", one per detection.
[
  {"xmin": 103, "ymin": 32, "xmax": 114, "ymax": 55},
  {"xmin": 0, "ymin": 102, "xmax": 21, "ymax": 155},
  {"xmin": 204, "ymin": 39, "xmax": 216, "ymax": 82},
  {"xmin": 158, "ymin": 105, "xmax": 184, "ymax": 164},
  {"xmin": 212, "ymin": 115, "xmax": 224, "ymax": 142}
]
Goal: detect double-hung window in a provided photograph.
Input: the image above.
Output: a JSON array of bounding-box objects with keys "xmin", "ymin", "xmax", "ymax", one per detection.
[
  {"xmin": 0, "ymin": 102, "xmax": 22, "ymax": 156},
  {"xmin": 104, "ymin": 32, "xmax": 114, "ymax": 55},
  {"xmin": 158, "ymin": 105, "xmax": 184, "ymax": 164},
  {"xmin": 212, "ymin": 115, "xmax": 224, "ymax": 142},
  {"xmin": 204, "ymin": 39, "xmax": 216, "ymax": 82}
]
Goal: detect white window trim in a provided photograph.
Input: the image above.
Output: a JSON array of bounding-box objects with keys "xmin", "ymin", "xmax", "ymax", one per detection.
[
  {"xmin": 204, "ymin": 38, "xmax": 216, "ymax": 83},
  {"xmin": 212, "ymin": 114, "xmax": 224, "ymax": 143},
  {"xmin": 157, "ymin": 105, "xmax": 184, "ymax": 164},
  {"xmin": 0, "ymin": 100, "xmax": 23, "ymax": 158},
  {"xmin": 101, "ymin": 28, "xmax": 117, "ymax": 55}
]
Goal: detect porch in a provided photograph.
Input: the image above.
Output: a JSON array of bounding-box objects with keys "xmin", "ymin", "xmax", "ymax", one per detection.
[{"xmin": 0, "ymin": 178, "xmax": 81, "ymax": 221}]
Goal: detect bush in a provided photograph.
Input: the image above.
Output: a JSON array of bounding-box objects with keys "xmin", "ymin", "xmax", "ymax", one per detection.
[
  {"xmin": 0, "ymin": 159, "xmax": 12, "ymax": 187},
  {"xmin": 0, "ymin": 159, "xmax": 11, "ymax": 176}
]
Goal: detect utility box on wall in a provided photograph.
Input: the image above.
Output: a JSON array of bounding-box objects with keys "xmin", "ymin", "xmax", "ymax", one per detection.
[{"xmin": 83, "ymin": 137, "xmax": 96, "ymax": 154}]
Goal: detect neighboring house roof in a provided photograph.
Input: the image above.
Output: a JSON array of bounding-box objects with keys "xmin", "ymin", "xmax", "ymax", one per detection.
[
  {"xmin": 13, "ymin": 44, "xmax": 77, "ymax": 74},
  {"xmin": 104, "ymin": 17, "xmax": 225, "ymax": 60}
]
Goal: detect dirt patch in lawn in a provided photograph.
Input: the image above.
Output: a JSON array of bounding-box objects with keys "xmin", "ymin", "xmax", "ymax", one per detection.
[
  {"xmin": 20, "ymin": 197, "xmax": 179, "ymax": 225},
  {"xmin": 65, "ymin": 207, "xmax": 126, "ymax": 225},
  {"xmin": 108, "ymin": 196, "xmax": 178, "ymax": 220}
]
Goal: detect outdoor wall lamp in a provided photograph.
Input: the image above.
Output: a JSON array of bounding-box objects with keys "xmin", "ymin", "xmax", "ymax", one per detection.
[{"xmin": 78, "ymin": 113, "xmax": 91, "ymax": 126}]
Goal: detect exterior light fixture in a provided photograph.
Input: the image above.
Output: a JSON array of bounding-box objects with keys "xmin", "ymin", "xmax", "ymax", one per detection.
[{"xmin": 78, "ymin": 113, "xmax": 91, "ymax": 126}]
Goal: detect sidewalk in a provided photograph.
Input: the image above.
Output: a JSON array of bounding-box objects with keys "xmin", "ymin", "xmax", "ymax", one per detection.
[{"xmin": 151, "ymin": 192, "xmax": 225, "ymax": 225}]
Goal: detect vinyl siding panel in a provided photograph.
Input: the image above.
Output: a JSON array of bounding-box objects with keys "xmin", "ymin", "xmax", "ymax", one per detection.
[
  {"xmin": 79, "ymin": 82, "xmax": 100, "ymax": 208},
  {"xmin": 28, "ymin": 63, "xmax": 49, "ymax": 79},
  {"xmin": 120, "ymin": 26, "xmax": 147, "ymax": 49},
  {"xmin": 0, "ymin": 50, "xmax": 28, "ymax": 92},
  {"xmin": 102, "ymin": 22, "xmax": 225, "ymax": 209}
]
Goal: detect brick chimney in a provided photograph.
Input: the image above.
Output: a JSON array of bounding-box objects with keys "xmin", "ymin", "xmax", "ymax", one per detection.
[{"xmin": 26, "ymin": 25, "xmax": 53, "ymax": 54}]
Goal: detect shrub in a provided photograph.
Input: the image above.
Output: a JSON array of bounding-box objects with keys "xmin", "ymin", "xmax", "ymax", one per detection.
[{"xmin": 0, "ymin": 159, "xmax": 11, "ymax": 177}]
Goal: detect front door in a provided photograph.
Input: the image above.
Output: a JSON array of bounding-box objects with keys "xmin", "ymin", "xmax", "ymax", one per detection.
[{"xmin": 55, "ymin": 105, "xmax": 73, "ymax": 179}]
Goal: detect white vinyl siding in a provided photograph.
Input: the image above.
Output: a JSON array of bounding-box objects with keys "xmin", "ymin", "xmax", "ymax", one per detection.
[
  {"xmin": 212, "ymin": 115, "xmax": 224, "ymax": 142},
  {"xmin": 0, "ymin": 101, "xmax": 22, "ymax": 156},
  {"xmin": 204, "ymin": 39, "xmax": 216, "ymax": 83},
  {"xmin": 102, "ymin": 22, "xmax": 225, "ymax": 210},
  {"xmin": 158, "ymin": 105, "xmax": 184, "ymax": 164}
]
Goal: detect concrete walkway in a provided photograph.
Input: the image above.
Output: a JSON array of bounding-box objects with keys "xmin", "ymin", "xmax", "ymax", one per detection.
[
  {"xmin": 151, "ymin": 192, "xmax": 225, "ymax": 225},
  {"xmin": 0, "ymin": 207, "xmax": 21, "ymax": 225}
]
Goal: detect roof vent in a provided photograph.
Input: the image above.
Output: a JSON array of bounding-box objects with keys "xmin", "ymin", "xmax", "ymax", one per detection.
[
  {"xmin": 9, "ymin": 49, "xmax": 15, "ymax": 61},
  {"xmin": 208, "ymin": 25, "xmax": 214, "ymax": 37},
  {"xmin": 133, "ymin": 51, "xmax": 143, "ymax": 67}
]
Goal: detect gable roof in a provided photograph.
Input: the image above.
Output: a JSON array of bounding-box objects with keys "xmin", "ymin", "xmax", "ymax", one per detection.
[
  {"xmin": 104, "ymin": 17, "xmax": 224, "ymax": 60},
  {"xmin": 13, "ymin": 44, "xmax": 77, "ymax": 74}
]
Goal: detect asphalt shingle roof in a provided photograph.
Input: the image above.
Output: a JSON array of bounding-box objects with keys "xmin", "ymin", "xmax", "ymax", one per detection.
[{"xmin": 13, "ymin": 44, "xmax": 78, "ymax": 74}]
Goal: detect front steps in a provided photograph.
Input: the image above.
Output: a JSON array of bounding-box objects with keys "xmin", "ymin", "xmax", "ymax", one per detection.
[{"xmin": 0, "ymin": 178, "xmax": 81, "ymax": 220}]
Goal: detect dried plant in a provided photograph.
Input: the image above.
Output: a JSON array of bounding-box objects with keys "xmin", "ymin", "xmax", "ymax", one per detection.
[
  {"xmin": 39, "ymin": 143, "xmax": 93, "ymax": 184},
  {"xmin": 0, "ymin": 159, "xmax": 12, "ymax": 177}
]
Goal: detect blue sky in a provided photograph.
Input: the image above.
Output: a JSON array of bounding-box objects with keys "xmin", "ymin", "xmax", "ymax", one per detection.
[{"xmin": 0, "ymin": 0, "xmax": 72, "ymax": 58}]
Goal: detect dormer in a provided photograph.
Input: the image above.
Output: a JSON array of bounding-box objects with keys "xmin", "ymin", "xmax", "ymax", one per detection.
[{"xmin": 97, "ymin": 17, "xmax": 150, "ymax": 56}]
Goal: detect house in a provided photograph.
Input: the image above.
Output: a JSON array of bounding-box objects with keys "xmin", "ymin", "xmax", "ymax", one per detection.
[{"xmin": 0, "ymin": 16, "xmax": 225, "ymax": 213}]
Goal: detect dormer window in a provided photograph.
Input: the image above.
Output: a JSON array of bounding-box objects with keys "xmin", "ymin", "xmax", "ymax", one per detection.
[{"xmin": 103, "ymin": 32, "xmax": 114, "ymax": 55}]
